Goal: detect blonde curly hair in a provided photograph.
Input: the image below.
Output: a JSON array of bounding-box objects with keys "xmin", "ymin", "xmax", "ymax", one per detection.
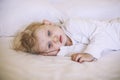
[{"xmin": 13, "ymin": 22, "xmax": 44, "ymax": 54}]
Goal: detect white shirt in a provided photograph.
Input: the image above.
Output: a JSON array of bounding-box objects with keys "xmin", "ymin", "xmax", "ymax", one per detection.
[{"xmin": 57, "ymin": 18, "xmax": 120, "ymax": 58}]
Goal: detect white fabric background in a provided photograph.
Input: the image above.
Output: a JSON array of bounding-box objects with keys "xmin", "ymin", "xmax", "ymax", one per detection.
[
  {"xmin": 0, "ymin": 0, "xmax": 120, "ymax": 37},
  {"xmin": 48, "ymin": 0, "xmax": 120, "ymax": 19}
]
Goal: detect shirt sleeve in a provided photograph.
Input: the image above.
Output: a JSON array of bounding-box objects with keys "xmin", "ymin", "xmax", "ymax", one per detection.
[
  {"xmin": 57, "ymin": 44, "xmax": 87, "ymax": 57},
  {"xmin": 84, "ymin": 44, "xmax": 104, "ymax": 58},
  {"xmin": 83, "ymin": 33, "xmax": 108, "ymax": 59}
]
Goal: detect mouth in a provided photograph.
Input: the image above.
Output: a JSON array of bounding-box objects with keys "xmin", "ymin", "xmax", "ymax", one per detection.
[{"xmin": 60, "ymin": 35, "xmax": 62, "ymax": 43}]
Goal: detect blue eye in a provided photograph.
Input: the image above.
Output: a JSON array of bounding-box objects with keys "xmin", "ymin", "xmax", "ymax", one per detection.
[
  {"xmin": 48, "ymin": 42, "xmax": 52, "ymax": 48},
  {"xmin": 48, "ymin": 30, "xmax": 51, "ymax": 36}
]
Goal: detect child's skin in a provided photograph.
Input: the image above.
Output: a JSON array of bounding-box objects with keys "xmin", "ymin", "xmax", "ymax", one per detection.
[{"xmin": 35, "ymin": 20, "xmax": 96, "ymax": 63}]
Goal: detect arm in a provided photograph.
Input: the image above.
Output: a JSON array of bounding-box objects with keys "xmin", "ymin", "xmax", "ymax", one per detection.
[
  {"xmin": 57, "ymin": 43, "xmax": 97, "ymax": 63},
  {"xmin": 71, "ymin": 35, "xmax": 106, "ymax": 63}
]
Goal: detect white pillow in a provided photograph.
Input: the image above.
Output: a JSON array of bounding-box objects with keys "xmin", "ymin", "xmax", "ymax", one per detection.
[
  {"xmin": 50, "ymin": 0, "xmax": 120, "ymax": 20},
  {"xmin": 0, "ymin": 0, "xmax": 67, "ymax": 37}
]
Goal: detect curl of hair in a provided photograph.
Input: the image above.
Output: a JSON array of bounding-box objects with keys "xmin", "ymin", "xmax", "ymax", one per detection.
[
  {"xmin": 21, "ymin": 30, "xmax": 35, "ymax": 52},
  {"xmin": 13, "ymin": 22, "xmax": 44, "ymax": 54}
]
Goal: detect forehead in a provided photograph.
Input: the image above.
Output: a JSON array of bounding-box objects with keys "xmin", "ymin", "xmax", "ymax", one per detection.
[{"xmin": 36, "ymin": 27, "xmax": 48, "ymax": 52}]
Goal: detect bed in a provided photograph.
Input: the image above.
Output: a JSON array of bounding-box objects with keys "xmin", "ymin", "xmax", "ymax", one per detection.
[{"xmin": 0, "ymin": 0, "xmax": 120, "ymax": 80}]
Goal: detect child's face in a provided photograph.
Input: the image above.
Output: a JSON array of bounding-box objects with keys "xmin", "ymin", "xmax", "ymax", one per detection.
[{"xmin": 36, "ymin": 24, "xmax": 68, "ymax": 56}]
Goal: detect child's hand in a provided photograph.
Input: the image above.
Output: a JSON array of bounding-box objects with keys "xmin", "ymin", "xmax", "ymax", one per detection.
[{"xmin": 71, "ymin": 53, "xmax": 97, "ymax": 63}]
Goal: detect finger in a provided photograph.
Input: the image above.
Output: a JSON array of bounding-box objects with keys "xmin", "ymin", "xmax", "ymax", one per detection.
[
  {"xmin": 71, "ymin": 54, "xmax": 74, "ymax": 60},
  {"xmin": 71, "ymin": 54, "xmax": 74, "ymax": 61},
  {"xmin": 77, "ymin": 57, "xmax": 81, "ymax": 62},
  {"xmin": 71, "ymin": 54, "xmax": 77, "ymax": 61},
  {"xmin": 75, "ymin": 54, "xmax": 82, "ymax": 62},
  {"xmin": 82, "ymin": 57, "xmax": 97, "ymax": 62},
  {"xmin": 72, "ymin": 55, "xmax": 77, "ymax": 61},
  {"xmin": 78, "ymin": 58, "xmax": 85, "ymax": 63},
  {"xmin": 79, "ymin": 57, "xmax": 85, "ymax": 63}
]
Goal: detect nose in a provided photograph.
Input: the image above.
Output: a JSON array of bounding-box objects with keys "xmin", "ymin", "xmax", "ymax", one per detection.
[{"xmin": 52, "ymin": 36, "xmax": 59, "ymax": 43}]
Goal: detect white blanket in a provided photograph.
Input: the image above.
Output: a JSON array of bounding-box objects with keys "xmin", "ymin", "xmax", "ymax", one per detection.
[{"xmin": 0, "ymin": 37, "xmax": 120, "ymax": 80}]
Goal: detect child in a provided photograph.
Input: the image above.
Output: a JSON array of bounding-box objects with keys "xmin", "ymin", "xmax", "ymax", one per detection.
[{"xmin": 13, "ymin": 18, "xmax": 120, "ymax": 63}]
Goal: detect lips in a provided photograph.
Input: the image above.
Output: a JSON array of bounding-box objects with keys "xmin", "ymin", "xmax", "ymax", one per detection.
[{"xmin": 60, "ymin": 35, "xmax": 62, "ymax": 43}]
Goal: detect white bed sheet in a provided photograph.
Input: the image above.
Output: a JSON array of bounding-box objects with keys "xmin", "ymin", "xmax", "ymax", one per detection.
[{"xmin": 0, "ymin": 37, "xmax": 120, "ymax": 80}]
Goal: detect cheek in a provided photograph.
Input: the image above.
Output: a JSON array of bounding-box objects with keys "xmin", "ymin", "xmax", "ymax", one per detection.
[
  {"xmin": 48, "ymin": 51, "xmax": 58, "ymax": 56},
  {"xmin": 53, "ymin": 43, "xmax": 62, "ymax": 49}
]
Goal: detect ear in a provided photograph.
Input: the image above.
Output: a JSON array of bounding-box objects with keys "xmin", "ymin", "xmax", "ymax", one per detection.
[{"xmin": 42, "ymin": 19, "xmax": 54, "ymax": 25}]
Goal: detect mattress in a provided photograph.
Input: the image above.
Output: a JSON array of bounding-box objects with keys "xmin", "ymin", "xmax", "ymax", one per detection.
[{"xmin": 0, "ymin": 37, "xmax": 120, "ymax": 80}]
